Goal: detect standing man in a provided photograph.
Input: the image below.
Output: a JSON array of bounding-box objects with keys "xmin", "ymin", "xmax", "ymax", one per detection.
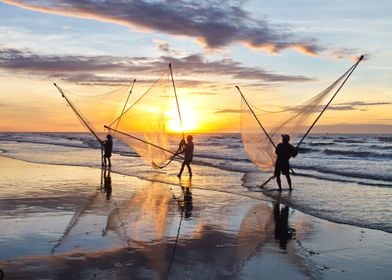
[
  {"xmin": 274, "ymin": 134, "xmax": 297, "ymax": 191},
  {"xmin": 103, "ymin": 134, "xmax": 113, "ymax": 168},
  {"xmin": 177, "ymin": 135, "xmax": 194, "ymax": 178}
]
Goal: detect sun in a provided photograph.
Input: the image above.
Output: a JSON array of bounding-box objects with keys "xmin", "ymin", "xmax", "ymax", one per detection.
[{"xmin": 167, "ymin": 101, "xmax": 199, "ymax": 133}]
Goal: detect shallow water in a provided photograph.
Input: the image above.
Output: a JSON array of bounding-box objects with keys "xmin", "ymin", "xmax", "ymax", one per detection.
[
  {"xmin": 0, "ymin": 132, "xmax": 391, "ymax": 234},
  {"xmin": 1, "ymin": 157, "xmax": 391, "ymax": 280}
]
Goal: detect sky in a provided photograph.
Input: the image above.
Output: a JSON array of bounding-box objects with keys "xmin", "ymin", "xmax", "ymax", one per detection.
[{"xmin": 0, "ymin": 0, "xmax": 391, "ymax": 133}]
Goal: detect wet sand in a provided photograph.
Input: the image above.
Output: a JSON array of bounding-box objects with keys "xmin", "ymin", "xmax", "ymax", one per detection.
[{"xmin": 0, "ymin": 156, "xmax": 391, "ymax": 280}]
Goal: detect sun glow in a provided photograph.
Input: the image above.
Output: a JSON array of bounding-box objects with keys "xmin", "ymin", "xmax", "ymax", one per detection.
[{"xmin": 167, "ymin": 100, "xmax": 199, "ymax": 133}]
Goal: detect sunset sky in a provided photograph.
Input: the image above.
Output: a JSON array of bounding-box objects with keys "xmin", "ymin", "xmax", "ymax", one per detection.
[{"xmin": 0, "ymin": 0, "xmax": 391, "ymax": 133}]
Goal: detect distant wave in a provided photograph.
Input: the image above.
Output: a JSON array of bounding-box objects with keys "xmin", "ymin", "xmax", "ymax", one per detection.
[
  {"xmin": 323, "ymin": 149, "xmax": 392, "ymax": 159},
  {"xmin": 333, "ymin": 138, "xmax": 366, "ymax": 144},
  {"xmin": 294, "ymin": 165, "xmax": 392, "ymax": 184},
  {"xmin": 12, "ymin": 139, "xmax": 93, "ymax": 150},
  {"xmin": 297, "ymin": 147, "xmax": 318, "ymax": 153},
  {"xmin": 369, "ymin": 145, "xmax": 392, "ymax": 151},
  {"xmin": 307, "ymin": 142, "xmax": 334, "ymax": 146},
  {"xmin": 377, "ymin": 136, "xmax": 392, "ymax": 142}
]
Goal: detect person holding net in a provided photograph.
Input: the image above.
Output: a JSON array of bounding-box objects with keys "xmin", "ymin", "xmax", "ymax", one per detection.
[
  {"xmin": 102, "ymin": 134, "xmax": 113, "ymax": 168},
  {"xmin": 274, "ymin": 134, "xmax": 297, "ymax": 191},
  {"xmin": 177, "ymin": 135, "xmax": 194, "ymax": 178}
]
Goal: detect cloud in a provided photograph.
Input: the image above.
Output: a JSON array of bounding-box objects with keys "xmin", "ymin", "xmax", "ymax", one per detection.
[
  {"xmin": 284, "ymin": 101, "xmax": 391, "ymax": 114},
  {"xmin": 215, "ymin": 109, "xmax": 244, "ymax": 114},
  {"xmin": 2, "ymin": 0, "xmax": 321, "ymax": 55},
  {"xmin": 326, "ymin": 48, "xmax": 369, "ymax": 61},
  {"xmin": 0, "ymin": 47, "xmax": 313, "ymax": 85},
  {"xmin": 329, "ymin": 101, "xmax": 391, "ymax": 111}
]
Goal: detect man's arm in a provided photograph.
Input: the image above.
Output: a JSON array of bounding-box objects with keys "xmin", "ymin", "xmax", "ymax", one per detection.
[
  {"xmin": 177, "ymin": 139, "xmax": 186, "ymax": 154},
  {"xmin": 275, "ymin": 143, "xmax": 281, "ymax": 155},
  {"xmin": 291, "ymin": 145, "xmax": 298, "ymax": 158}
]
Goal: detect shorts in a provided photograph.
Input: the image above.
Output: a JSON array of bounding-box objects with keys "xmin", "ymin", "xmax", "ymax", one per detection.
[{"xmin": 274, "ymin": 161, "xmax": 289, "ymax": 176}]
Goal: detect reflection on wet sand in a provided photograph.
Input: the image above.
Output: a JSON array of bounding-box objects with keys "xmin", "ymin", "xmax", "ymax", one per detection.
[
  {"xmin": 103, "ymin": 167, "xmax": 112, "ymax": 201},
  {"xmin": 0, "ymin": 163, "xmax": 316, "ymax": 279},
  {"xmin": 274, "ymin": 200, "xmax": 297, "ymax": 250},
  {"xmin": 105, "ymin": 181, "xmax": 174, "ymax": 280}
]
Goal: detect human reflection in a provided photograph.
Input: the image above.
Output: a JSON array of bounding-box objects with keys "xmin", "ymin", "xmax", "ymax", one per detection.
[
  {"xmin": 178, "ymin": 187, "xmax": 193, "ymax": 219},
  {"xmin": 176, "ymin": 179, "xmax": 193, "ymax": 219},
  {"xmin": 103, "ymin": 167, "xmax": 112, "ymax": 200},
  {"xmin": 273, "ymin": 201, "xmax": 295, "ymax": 250}
]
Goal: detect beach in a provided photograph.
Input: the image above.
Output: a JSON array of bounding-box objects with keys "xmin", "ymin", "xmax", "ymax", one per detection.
[
  {"xmin": 1, "ymin": 0, "xmax": 391, "ymax": 278},
  {"xmin": 1, "ymin": 153, "xmax": 391, "ymax": 280}
]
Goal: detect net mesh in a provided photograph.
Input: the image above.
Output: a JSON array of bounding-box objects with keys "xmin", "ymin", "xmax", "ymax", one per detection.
[
  {"xmin": 107, "ymin": 67, "xmax": 183, "ymax": 169},
  {"xmin": 56, "ymin": 84, "xmax": 132, "ymax": 142},
  {"xmin": 240, "ymin": 59, "xmax": 361, "ymax": 171}
]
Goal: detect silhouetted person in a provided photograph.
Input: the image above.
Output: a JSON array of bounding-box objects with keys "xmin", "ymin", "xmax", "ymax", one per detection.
[
  {"xmin": 273, "ymin": 202, "xmax": 291, "ymax": 250},
  {"xmin": 103, "ymin": 134, "xmax": 113, "ymax": 168},
  {"xmin": 103, "ymin": 167, "xmax": 112, "ymax": 200},
  {"xmin": 177, "ymin": 135, "xmax": 194, "ymax": 178},
  {"xmin": 275, "ymin": 134, "xmax": 297, "ymax": 191}
]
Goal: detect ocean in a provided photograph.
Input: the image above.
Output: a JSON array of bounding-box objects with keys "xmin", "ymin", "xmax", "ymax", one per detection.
[{"xmin": 0, "ymin": 132, "xmax": 391, "ymax": 234}]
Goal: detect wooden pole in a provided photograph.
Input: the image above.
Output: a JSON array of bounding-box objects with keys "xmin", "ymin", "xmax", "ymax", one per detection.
[
  {"xmin": 236, "ymin": 86, "xmax": 276, "ymax": 149},
  {"xmin": 169, "ymin": 63, "xmax": 185, "ymax": 140}
]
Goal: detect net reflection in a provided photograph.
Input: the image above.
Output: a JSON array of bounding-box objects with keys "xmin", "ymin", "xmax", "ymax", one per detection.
[{"xmin": 50, "ymin": 172, "xmax": 311, "ymax": 279}]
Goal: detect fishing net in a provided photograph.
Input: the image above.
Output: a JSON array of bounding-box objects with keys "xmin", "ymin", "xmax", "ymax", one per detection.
[
  {"xmin": 240, "ymin": 57, "xmax": 363, "ymax": 171},
  {"xmin": 106, "ymin": 65, "xmax": 184, "ymax": 169},
  {"xmin": 55, "ymin": 83, "xmax": 133, "ymax": 142}
]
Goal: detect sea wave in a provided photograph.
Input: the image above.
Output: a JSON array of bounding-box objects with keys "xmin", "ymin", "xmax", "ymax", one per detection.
[
  {"xmin": 306, "ymin": 142, "xmax": 334, "ymax": 146},
  {"xmin": 333, "ymin": 138, "xmax": 366, "ymax": 144},
  {"xmin": 297, "ymin": 147, "xmax": 318, "ymax": 153},
  {"xmin": 293, "ymin": 164, "xmax": 392, "ymax": 184},
  {"xmin": 369, "ymin": 145, "xmax": 392, "ymax": 150},
  {"xmin": 377, "ymin": 136, "xmax": 392, "ymax": 142},
  {"xmin": 323, "ymin": 149, "xmax": 392, "ymax": 159}
]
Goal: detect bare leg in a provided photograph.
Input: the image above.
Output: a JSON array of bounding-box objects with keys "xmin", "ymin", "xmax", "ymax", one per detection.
[
  {"xmin": 101, "ymin": 147, "xmax": 105, "ymax": 167},
  {"xmin": 186, "ymin": 163, "xmax": 192, "ymax": 177},
  {"xmin": 286, "ymin": 174, "xmax": 292, "ymax": 191},
  {"xmin": 276, "ymin": 175, "xmax": 282, "ymax": 191},
  {"xmin": 178, "ymin": 162, "xmax": 186, "ymax": 177}
]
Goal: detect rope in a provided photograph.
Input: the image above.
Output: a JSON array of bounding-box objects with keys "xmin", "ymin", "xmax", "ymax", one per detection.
[
  {"xmin": 106, "ymin": 126, "xmax": 185, "ymax": 170},
  {"xmin": 107, "ymin": 70, "xmax": 168, "ymax": 130},
  {"xmin": 113, "ymin": 79, "xmax": 136, "ymax": 130},
  {"xmin": 237, "ymin": 86, "xmax": 296, "ymax": 176},
  {"xmin": 54, "ymin": 83, "xmax": 102, "ymax": 144},
  {"xmin": 165, "ymin": 185, "xmax": 190, "ymax": 280},
  {"xmin": 296, "ymin": 55, "xmax": 364, "ymax": 149},
  {"xmin": 236, "ymin": 86, "xmax": 277, "ymax": 149},
  {"xmin": 165, "ymin": 206, "xmax": 184, "ymax": 280},
  {"xmin": 152, "ymin": 141, "xmax": 184, "ymax": 169}
]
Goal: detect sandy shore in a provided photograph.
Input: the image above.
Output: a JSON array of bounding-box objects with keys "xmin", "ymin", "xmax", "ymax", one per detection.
[{"xmin": 0, "ymin": 156, "xmax": 391, "ymax": 280}]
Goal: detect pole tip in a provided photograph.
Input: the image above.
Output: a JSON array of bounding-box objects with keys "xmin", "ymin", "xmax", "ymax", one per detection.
[{"xmin": 359, "ymin": 55, "xmax": 364, "ymax": 61}]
